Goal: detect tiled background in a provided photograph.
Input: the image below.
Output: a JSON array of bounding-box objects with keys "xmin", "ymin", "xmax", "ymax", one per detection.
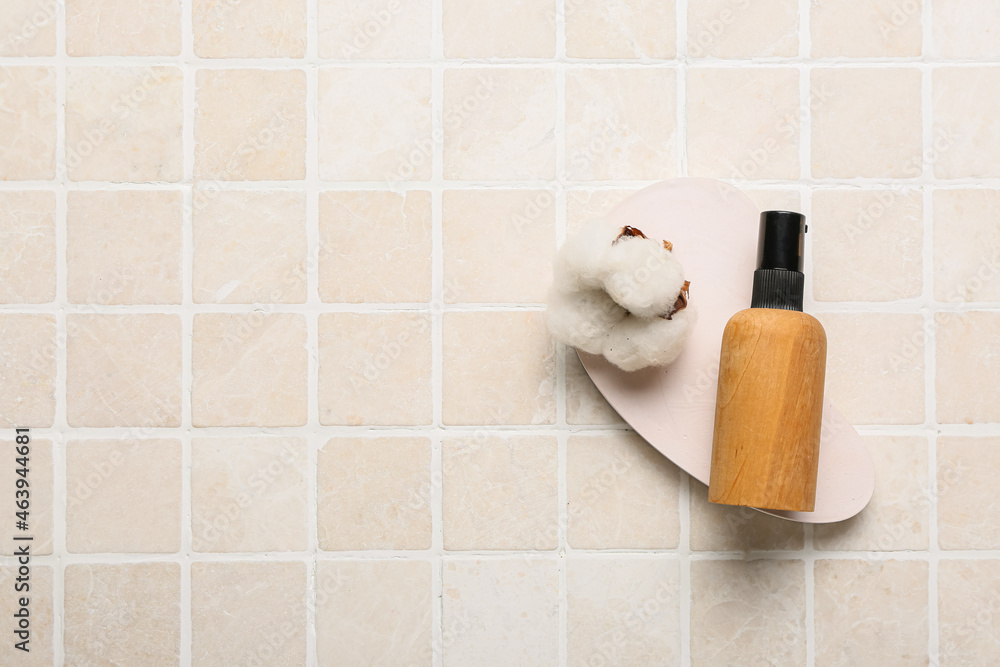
[{"xmin": 0, "ymin": 0, "xmax": 998, "ymax": 665}]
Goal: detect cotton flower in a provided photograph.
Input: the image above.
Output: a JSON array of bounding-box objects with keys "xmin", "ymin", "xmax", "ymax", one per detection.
[{"xmin": 547, "ymin": 218, "xmax": 694, "ymax": 372}]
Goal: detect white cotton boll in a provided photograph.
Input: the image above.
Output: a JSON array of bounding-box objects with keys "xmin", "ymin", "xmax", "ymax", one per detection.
[
  {"xmin": 546, "ymin": 288, "xmax": 626, "ymax": 355},
  {"xmin": 553, "ymin": 218, "xmax": 621, "ymax": 291},
  {"xmin": 602, "ymin": 306, "xmax": 696, "ymax": 372},
  {"xmin": 602, "ymin": 237, "xmax": 686, "ymax": 318}
]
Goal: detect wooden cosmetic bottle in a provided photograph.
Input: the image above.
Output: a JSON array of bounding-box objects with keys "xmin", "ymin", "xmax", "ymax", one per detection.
[{"xmin": 708, "ymin": 211, "xmax": 827, "ymax": 512}]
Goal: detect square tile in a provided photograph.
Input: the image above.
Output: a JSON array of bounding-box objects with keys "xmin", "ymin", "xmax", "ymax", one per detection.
[
  {"xmin": 64, "ymin": 563, "xmax": 180, "ymax": 666},
  {"xmin": 565, "ymin": 349, "xmax": 625, "ymax": 425},
  {"xmin": 443, "ymin": 190, "xmax": 555, "ymax": 303},
  {"xmin": 193, "ymin": 189, "xmax": 307, "ymax": 304},
  {"xmin": 0, "ymin": 1, "xmax": 56, "ymax": 56},
  {"xmin": 192, "ymin": 561, "xmax": 306, "ymax": 666},
  {"xmin": 443, "ymin": 435, "xmax": 558, "ymax": 550},
  {"xmin": 319, "ymin": 67, "xmax": 431, "ymax": 181},
  {"xmin": 195, "ymin": 69, "xmax": 306, "ymax": 180},
  {"xmin": 690, "ymin": 559, "xmax": 806, "ymax": 666},
  {"xmin": 816, "ymin": 313, "xmax": 925, "ymax": 424},
  {"xmin": 318, "ymin": 190, "xmax": 432, "ymax": 303},
  {"xmin": 316, "ymin": 560, "xmax": 431, "ymax": 666},
  {"xmin": 811, "ymin": 0, "xmax": 922, "ymax": 57},
  {"xmin": 442, "ymin": 558, "xmax": 558, "ymax": 666},
  {"xmin": 565, "ymin": 188, "xmax": 638, "ymax": 235},
  {"xmin": 0, "ymin": 191, "xmax": 55, "ymax": 303},
  {"xmin": 743, "ymin": 188, "xmax": 801, "ymax": 215},
  {"xmin": 814, "ymin": 436, "xmax": 929, "ymax": 551},
  {"xmin": 934, "ymin": 189, "xmax": 1000, "ymax": 302},
  {"xmin": 565, "ymin": 0, "xmax": 675, "ymax": 58},
  {"xmin": 318, "ymin": 0, "xmax": 432, "ymax": 59},
  {"xmin": 811, "ymin": 68, "xmax": 922, "ymax": 178},
  {"xmin": 66, "ymin": 66, "xmax": 183, "ymax": 182},
  {"xmin": 0, "ymin": 67, "xmax": 55, "ymax": 180},
  {"xmin": 935, "ymin": 311, "xmax": 1000, "ymax": 423},
  {"xmin": 0, "ymin": 438, "xmax": 52, "ymax": 555},
  {"xmin": 193, "ymin": 0, "xmax": 306, "ymax": 58},
  {"xmin": 566, "ymin": 68, "xmax": 677, "ymax": 180},
  {"xmin": 67, "ymin": 0, "xmax": 181, "ymax": 56},
  {"xmin": 443, "ymin": 0, "xmax": 555, "ymax": 58},
  {"xmin": 318, "ymin": 312, "xmax": 432, "ymax": 425},
  {"xmin": 66, "ymin": 439, "xmax": 180, "ymax": 553},
  {"xmin": 815, "ymin": 560, "xmax": 928, "ymax": 666},
  {"xmin": 67, "ymin": 314, "xmax": 181, "ymax": 427},
  {"xmin": 939, "ymin": 560, "xmax": 1000, "ymax": 665},
  {"xmin": 0, "ymin": 315, "xmax": 55, "ymax": 428},
  {"xmin": 938, "ymin": 437, "xmax": 1000, "ymax": 550},
  {"xmin": 567, "ymin": 432, "xmax": 680, "ymax": 549},
  {"xmin": 687, "ymin": 0, "xmax": 798, "ymax": 57},
  {"xmin": 933, "ymin": 0, "xmax": 1000, "ymax": 58},
  {"xmin": 933, "ymin": 68, "xmax": 1000, "ymax": 179},
  {"xmin": 318, "ymin": 437, "xmax": 432, "ymax": 550},
  {"xmin": 0, "ymin": 566, "xmax": 52, "ymax": 664},
  {"xmin": 567, "ymin": 558, "xmax": 680, "ymax": 665},
  {"xmin": 686, "ymin": 68, "xmax": 800, "ymax": 180},
  {"xmin": 192, "ymin": 313, "xmax": 307, "ymax": 427},
  {"xmin": 443, "ymin": 68, "xmax": 556, "ymax": 181},
  {"xmin": 442, "ymin": 311, "xmax": 555, "ymax": 425},
  {"xmin": 67, "ymin": 190, "xmax": 183, "ymax": 305},
  {"xmin": 690, "ymin": 480, "xmax": 804, "ymax": 551},
  {"xmin": 191, "ymin": 437, "xmax": 308, "ymax": 552},
  {"xmin": 812, "ymin": 188, "xmax": 923, "ymax": 301}
]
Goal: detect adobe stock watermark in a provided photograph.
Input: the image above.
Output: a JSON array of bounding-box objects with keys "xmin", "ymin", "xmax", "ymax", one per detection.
[
  {"xmin": 1, "ymin": 0, "xmax": 57, "ymax": 54},
  {"xmin": 339, "ymin": 0, "xmax": 404, "ymax": 57}
]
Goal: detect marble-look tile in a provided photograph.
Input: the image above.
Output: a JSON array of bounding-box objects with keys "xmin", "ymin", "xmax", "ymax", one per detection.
[
  {"xmin": 0, "ymin": 0, "xmax": 56, "ymax": 56},
  {"xmin": 814, "ymin": 436, "xmax": 929, "ymax": 551},
  {"xmin": 816, "ymin": 313, "xmax": 925, "ymax": 424},
  {"xmin": 0, "ymin": 191, "xmax": 55, "ymax": 303},
  {"xmin": 193, "ymin": 189, "xmax": 307, "ymax": 304},
  {"xmin": 565, "ymin": 68, "xmax": 677, "ymax": 180},
  {"xmin": 64, "ymin": 563, "xmax": 180, "ymax": 666},
  {"xmin": 318, "ymin": 0, "xmax": 432, "ymax": 59},
  {"xmin": 933, "ymin": 0, "xmax": 1000, "ymax": 58},
  {"xmin": 318, "ymin": 312, "xmax": 432, "ymax": 425},
  {"xmin": 0, "ymin": 566, "xmax": 53, "ymax": 664},
  {"xmin": 319, "ymin": 67, "xmax": 431, "ymax": 181},
  {"xmin": 938, "ymin": 437, "xmax": 1000, "ymax": 550},
  {"xmin": 686, "ymin": 68, "xmax": 800, "ymax": 180},
  {"xmin": 934, "ymin": 189, "xmax": 1000, "ymax": 302},
  {"xmin": 316, "ymin": 560, "xmax": 432, "ymax": 665},
  {"xmin": 565, "ymin": 349, "xmax": 626, "ymax": 425},
  {"xmin": 690, "ymin": 481, "xmax": 804, "ymax": 551},
  {"xmin": 935, "ymin": 311, "xmax": 1000, "ymax": 424},
  {"xmin": 811, "ymin": 68, "xmax": 922, "ymax": 178},
  {"xmin": 319, "ymin": 190, "xmax": 432, "ymax": 303},
  {"xmin": 690, "ymin": 559, "xmax": 806, "ymax": 666},
  {"xmin": 67, "ymin": 190, "xmax": 183, "ymax": 304},
  {"xmin": 442, "ymin": 311, "xmax": 556, "ymax": 425},
  {"xmin": 742, "ymin": 189, "xmax": 801, "ymax": 215},
  {"xmin": 66, "ymin": 66, "xmax": 182, "ymax": 182},
  {"xmin": 192, "ymin": 561, "xmax": 306, "ymax": 666},
  {"xmin": 443, "ymin": 0, "xmax": 555, "ymax": 58},
  {"xmin": 565, "ymin": 189, "xmax": 639, "ymax": 236},
  {"xmin": 442, "ymin": 558, "xmax": 558, "ymax": 667},
  {"xmin": 687, "ymin": 0, "xmax": 798, "ymax": 58},
  {"xmin": 815, "ymin": 559, "xmax": 929, "ymax": 666},
  {"xmin": 0, "ymin": 314, "xmax": 55, "ymax": 428},
  {"xmin": 812, "ymin": 188, "xmax": 923, "ymax": 302},
  {"xmin": 192, "ymin": 313, "xmax": 307, "ymax": 427},
  {"xmin": 933, "ymin": 68, "xmax": 1000, "ymax": 179},
  {"xmin": 567, "ymin": 432, "xmax": 681, "ymax": 549},
  {"xmin": 811, "ymin": 0, "xmax": 922, "ymax": 57},
  {"xmin": 67, "ymin": 314, "xmax": 181, "ymax": 427},
  {"xmin": 318, "ymin": 437, "xmax": 432, "ymax": 550},
  {"xmin": 566, "ymin": 0, "xmax": 675, "ymax": 58},
  {"xmin": 939, "ymin": 560, "xmax": 1000, "ymax": 665},
  {"xmin": 443, "ymin": 435, "xmax": 558, "ymax": 550},
  {"xmin": 193, "ymin": 0, "xmax": 306, "ymax": 58},
  {"xmin": 191, "ymin": 437, "xmax": 308, "ymax": 552},
  {"xmin": 567, "ymin": 558, "xmax": 680, "ymax": 666},
  {"xmin": 66, "ymin": 439, "xmax": 181, "ymax": 553},
  {"xmin": 442, "ymin": 189, "xmax": 555, "ymax": 303},
  {"xmin": 443, "ymin": 68, "xmax": 556, "ymax": 181},
  {"xmin": 0, "ymin": 67, "xmax": 56, "ymax": 180},
  {"xmin": 67, "ymin": 0, "xmax": 181, "ymax": 56},
  {"xmin": 0, "ymin": 439, "xmax": 52, "ymax": 555},
  {"xmin": 195, "ymin": 69, "xmax": 306, "ymax": 180}
]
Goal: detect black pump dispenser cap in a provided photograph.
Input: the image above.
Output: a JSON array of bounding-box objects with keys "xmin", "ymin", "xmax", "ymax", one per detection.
[{"xmin": 750, "ymin": 210, "xmax": 806, "ymax": 311}]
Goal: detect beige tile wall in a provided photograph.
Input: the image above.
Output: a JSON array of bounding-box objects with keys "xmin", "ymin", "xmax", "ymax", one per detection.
[{"xmin": 0, "ymin": 0, "xmax": 998, "ymax": 664}]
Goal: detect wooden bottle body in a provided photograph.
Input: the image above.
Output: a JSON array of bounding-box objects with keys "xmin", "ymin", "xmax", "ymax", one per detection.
[{"xmin": 708, "ymin": 308, "xmax": 827, "ymax": 512}]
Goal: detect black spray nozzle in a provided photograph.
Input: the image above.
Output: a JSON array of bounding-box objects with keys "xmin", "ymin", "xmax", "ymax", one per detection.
[{"xmin": 756, "ymin": 210, "xmax": 806, "ymax": 273}]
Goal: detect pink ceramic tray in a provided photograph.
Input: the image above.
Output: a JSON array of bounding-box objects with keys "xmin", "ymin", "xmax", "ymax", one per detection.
[{"xmin": 579, "ymin": 178, "xmax": 875, "ymax": 523}]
